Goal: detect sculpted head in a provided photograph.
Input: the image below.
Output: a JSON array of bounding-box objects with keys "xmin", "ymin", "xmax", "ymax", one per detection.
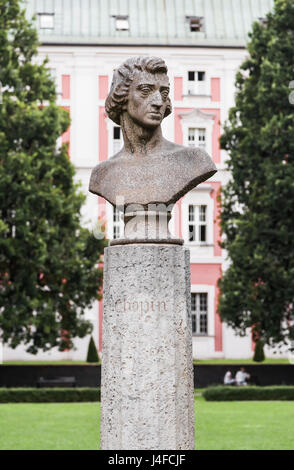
[{"xmin": 105, "ymin": 56, "xmax": 172, "ymax": 129}]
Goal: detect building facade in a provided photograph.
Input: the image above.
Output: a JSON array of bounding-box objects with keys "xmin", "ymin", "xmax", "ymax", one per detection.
[{"xmin": 4, "ymin": 0, "xmax": 283, "ymax": 361}]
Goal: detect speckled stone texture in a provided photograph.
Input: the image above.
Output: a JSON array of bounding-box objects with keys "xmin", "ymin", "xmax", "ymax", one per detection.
[{"xmin": 101, "ymin": 244, "xmax": 194, "ymax": 450}]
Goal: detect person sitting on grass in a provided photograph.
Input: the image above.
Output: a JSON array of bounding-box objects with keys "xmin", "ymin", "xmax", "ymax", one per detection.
[
  {"xmin": 224, "ymin": 370, "xmax": 235, "ymax": 386},
  {"xmin": 235, "ymin": 367, "xmax": 250, "ymax": 386}
]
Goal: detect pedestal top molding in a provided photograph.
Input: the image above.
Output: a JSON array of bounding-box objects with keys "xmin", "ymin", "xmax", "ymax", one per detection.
[{"xmin": 89, "ymin": 56, "xmax": 217, "ymax": 244}]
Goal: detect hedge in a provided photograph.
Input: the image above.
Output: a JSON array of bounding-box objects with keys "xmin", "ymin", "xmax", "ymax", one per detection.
[
  {"xmin": 203, "ymin": 385, "xmax": 294, "ymax": 401},
  {"xmin": 0, "ymin": 388, "xmax": 101, "ymax": 403}
]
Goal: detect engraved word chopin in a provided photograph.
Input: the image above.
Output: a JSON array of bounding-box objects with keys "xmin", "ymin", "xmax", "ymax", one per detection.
[{"xmin": 114, "ymin": 298, "xmax": 167, "ymax": 314}]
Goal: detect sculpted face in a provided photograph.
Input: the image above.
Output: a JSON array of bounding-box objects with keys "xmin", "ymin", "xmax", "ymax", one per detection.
[{"xmin": 125, "ymin": 71, "xmax": 170, "ymax": 129}]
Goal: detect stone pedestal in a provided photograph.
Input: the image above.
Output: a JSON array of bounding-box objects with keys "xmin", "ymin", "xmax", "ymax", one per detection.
[{"xmin": 101, "ymin": 244, "xmax": 194, "ymax": 450}]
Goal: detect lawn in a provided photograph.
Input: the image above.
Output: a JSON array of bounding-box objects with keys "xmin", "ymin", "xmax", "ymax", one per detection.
[
  {"xmin": 194, "ymin": 358, "xmax": 290, "ymax": 365},
  {"xmin": 2, "ymin": 358, "xmax": 289, "ymax": 365},
  {"xmin": 0, "ymin": 398, "xmax": 293, "ymax": 450}
]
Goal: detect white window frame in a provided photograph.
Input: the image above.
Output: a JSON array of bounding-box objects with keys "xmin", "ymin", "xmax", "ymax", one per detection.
[
  {"xmin": 190, "ymin": 284, "xmax": 215, "ymax": 337},
  {"xmin": 191, "ymin": 292, "xmax": 208, "ymax": 335},
  {"xmin": 107, "ymin": 120, "xmax": 123, "ymax": 157},
  {"xmin": 188, "ymin": 204, "xmax": 207, "ymax": 243},
  {"xmin": 112, "ymin": 125, "xmax": 123, "ymax": 154},
  {"xmin": 182, "ymin": 185, "xmax": 214, "ymax": 247},
  {"xmin": 187, "ymin": 70, "xmax": 207, "ymax": 95},
  {"xmin": 188, "ymin": 127, "xmax": 206, "ymax": 150},
  {"xmin": 106, "ymin": 202, "xmax": 124, "ymax": 240},
  {"xmin": 179, "ymin": 108, "xmax": 214, "ymax": 157}
]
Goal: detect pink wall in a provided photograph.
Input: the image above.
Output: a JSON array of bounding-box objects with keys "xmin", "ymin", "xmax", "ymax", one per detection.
[
  {"xmin": 191, "ymin": 263, "xmax": 223, "ymax": 351},
  {"xmin": 99, "ymin": 75, "xmax": 108, "ymax": 100},
  {"xmin": 99, "ymin": 107, "xmax": 108, "ymax": 162},
  {"xmin": 62, "ymin": 75, "xmax": 70, "ymax": 100},
  {"xmin": 174, "ymin": 77, "xmax": 183, "ymax": 101},
  {"xmin": 174, "ymin": 107, "xmax": 186, "ymax": 145},
  {"xmin": 211, "ymin": 78, "xmax": 220, "ymax": 102},
  {"xmin": 191, "ymin": 263, "xmax": 221, "ymax": 285},
  {"xmin": 61, "ymin": 105, "xmax": 70, "ymax": 157}
]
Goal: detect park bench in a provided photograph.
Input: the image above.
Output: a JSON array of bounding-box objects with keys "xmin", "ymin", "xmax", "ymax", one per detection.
[{"xmin": 37, "ymin": 376, "xmax": 76, "ymax": 388}]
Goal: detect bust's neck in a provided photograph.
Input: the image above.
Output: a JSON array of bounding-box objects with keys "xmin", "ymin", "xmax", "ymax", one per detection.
[{"xmin": 120, "ymin": 112, "xmax": 164, "ymax": 156}]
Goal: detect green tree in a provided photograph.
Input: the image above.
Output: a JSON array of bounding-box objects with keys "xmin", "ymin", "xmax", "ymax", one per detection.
[
  {"xmin": 0, "ymin": 0, "xmax": 106, "ymax": 353},
  {"xmin": 219, "ymin": 0, "xmax": 294, "ymax": 351},
  {"xmin": 86, "ymin": 335, "xmax": 99, "ymax": 363}
]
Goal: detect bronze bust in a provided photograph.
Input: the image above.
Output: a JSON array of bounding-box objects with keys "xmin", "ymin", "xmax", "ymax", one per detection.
[{"xmin": 89, "ymin": 57, "xmax": 217, "ymax": 209}]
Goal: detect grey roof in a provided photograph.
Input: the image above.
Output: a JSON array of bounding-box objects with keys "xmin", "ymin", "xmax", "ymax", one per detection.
[{"xmin": 24, "ymin": 0, "xmax": 274, "ymax": 47}]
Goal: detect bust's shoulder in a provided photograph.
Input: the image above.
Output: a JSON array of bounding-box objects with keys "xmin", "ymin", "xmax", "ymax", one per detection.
[
  {"xmin": 165, "ymin": 139, "xmax": 206, "ymax": 156},
  {"xmin": 164, "ymin": 140, "xmax": 217, "ymax": 170},
  {"xmin": 90, "ymin": 154, "xmax": 118, "ymax": 182},
  {"xmin": 89, "ymin": 160, "xmax": 109, "ymax": 195}
]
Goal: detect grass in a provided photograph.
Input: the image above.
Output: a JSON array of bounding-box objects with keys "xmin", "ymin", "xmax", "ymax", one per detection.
[
  {"xmin": 0, "ymin": 402, "xmax": 100, "ymax": 450},
  {"xmin": 194, "ymin": 358, "xmax": 290, "ymax": 365},
  {"xmin": 0, "ymin": 398, "xmax": 293, "ymax": 450},
  {"xmin": 2, "ymin": 358, "xmax": 289, "ymax": 365}
]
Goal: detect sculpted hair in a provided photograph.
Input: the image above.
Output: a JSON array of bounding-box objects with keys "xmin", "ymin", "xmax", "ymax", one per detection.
[{"xmin": 105, "ymin": 56, "xmax": 172, "ymax": 125}]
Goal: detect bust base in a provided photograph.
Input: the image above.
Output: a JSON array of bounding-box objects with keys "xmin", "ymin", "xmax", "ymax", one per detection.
[{"xmin": 101, "ymin": 244, "xmax": 194, "ymax": 449}]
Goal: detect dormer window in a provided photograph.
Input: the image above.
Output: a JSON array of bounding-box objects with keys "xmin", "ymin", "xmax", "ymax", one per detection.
[
  {"xmin": 187, "ymin": 16, "xmax": 204, "ymax": 33},
  {"xmin": 38, "ymin": 13, "xmax": 54, "ymax": 29},
  {"xmin": 114, "ymin": 16, "xmax": 129, "ymax": 31},
  {"xmin": 258, "ymin": 17, "xmax": 268, "ymax": 26}
]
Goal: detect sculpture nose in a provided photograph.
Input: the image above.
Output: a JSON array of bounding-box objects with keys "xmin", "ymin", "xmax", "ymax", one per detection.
[{"xmin": 151, "ymin": 90, "xmax": 163, "ymax": 108}]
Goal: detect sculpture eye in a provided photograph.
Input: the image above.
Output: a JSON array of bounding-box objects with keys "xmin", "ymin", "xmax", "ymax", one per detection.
[
  {"xmin": 161, "ymin": 90, "xmax": 169, "ymax": 100},
  {"xmin": 140, "ymin": 86, "xmax": 151, "ymax": 95}
]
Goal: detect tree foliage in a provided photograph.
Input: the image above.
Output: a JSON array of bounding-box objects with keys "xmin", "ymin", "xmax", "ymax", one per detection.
[
  {"xmin": 0, "ymin": 0, "xmax": 106, "ymax": 353},
  {"xmin": 219, "ymin": 0, "xmax": 294, "ymax": 349}
]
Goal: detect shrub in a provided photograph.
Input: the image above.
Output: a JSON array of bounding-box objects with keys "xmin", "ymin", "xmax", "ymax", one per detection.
[
  {"xmin": 0, "ymin": 388, "xmax": 100, "ymax": 403},
  {"xmin": 86, "ymin": 336, "xmax": 99, "ymax": 363},
  {"xmin": 203, "ymin": 386, "xmax": 294, "ymax": 401},
  {"xmin": 253, "ymin": 340, "xmax": 265, "ymax": 362}
]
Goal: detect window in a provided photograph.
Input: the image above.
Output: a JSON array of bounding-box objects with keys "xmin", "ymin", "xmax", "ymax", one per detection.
[
  {"xmin": 114, "ymin": 16, "xmax": 129, "ymax": 31},
  {"xmin": 188, "ymin": 205, "xmax": 207, "ymax": 242},
  {"xmin": 191, "ymin": 293, "xmax": 208, "ymax": 335},
  {"xmin": 187, "ymin": 71, "xmax": 206, "ymax": 95},
  {"xmin": 188, "ymin": 128, "xmax": 206, "ymax": 150},
  {"xmin": 113, "ymin": 207, "xmax": 124, "ymax": 239},
  {"xmin": 258, "ymin": 17, "xmax": 268, "ymax": 26},
  {"xmin": 187, "ymin": 16, "xmax": 204, "ymax": 33},
  {"xmin": 38, "ymin": 13, "xmax": 54, "ymax": 29},
  {"xmin": 113, "ymin": 126, "xmax": 123, "ymax": 154}
]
